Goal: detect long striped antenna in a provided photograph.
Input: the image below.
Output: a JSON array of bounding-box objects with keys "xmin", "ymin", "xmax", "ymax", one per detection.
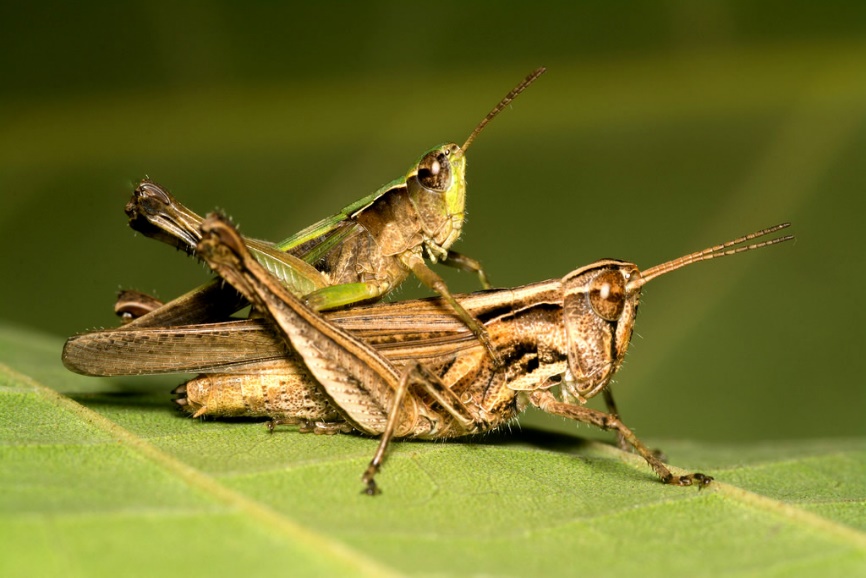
[
  {"xmin": 461, "ymin": 67, "xmax": 546, "ymax": 152},
  {"xmin": 626, "ymin": 223, "xmax": 794, "ymax": 292}
]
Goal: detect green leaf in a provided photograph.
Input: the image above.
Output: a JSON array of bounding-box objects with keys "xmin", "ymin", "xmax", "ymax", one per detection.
[{"xmin": 2, "ymin": 323, "xmax": 864, "ymax": 577}]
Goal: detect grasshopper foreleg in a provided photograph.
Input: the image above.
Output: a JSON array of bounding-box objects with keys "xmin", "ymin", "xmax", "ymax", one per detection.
[
  {"xmin": 529, "ymin": 390, "xmax": 712, "ymax": 487},
  {"xmin": 441, "ymin": 250, "xmax": 492, "ymax": 290}
]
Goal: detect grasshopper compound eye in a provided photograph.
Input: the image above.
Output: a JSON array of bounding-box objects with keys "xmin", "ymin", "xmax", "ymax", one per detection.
[
  {"xmin": 416, "ymin": 150, "xmax": 452, "ymax": 192},
  {"xmin": 589, "ymin": 270, "xmax": 627, "ymax": 321}
]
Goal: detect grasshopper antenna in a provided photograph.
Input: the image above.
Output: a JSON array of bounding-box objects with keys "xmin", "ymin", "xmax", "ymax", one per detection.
[
  {"xmin": 627, "ymin": 223, "xmax": 794, "ymax": 292},
  {"xmin": 461, "ymin": 67, "xmax": 546, "ymax": 152}
]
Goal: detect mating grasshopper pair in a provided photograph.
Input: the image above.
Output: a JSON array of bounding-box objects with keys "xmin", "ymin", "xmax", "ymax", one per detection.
[
  {"xmin": 117, "ymin": 68, "xmax": 547, "ymax": 359},
  {"xmin": 63, "ymin": 70, "xmax": 794, "ymax": 494}
]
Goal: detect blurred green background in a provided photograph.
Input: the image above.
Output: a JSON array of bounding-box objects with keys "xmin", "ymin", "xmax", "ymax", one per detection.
[{"xmin": 1, "ymin": 1, "xmax": 863, "ymax": 442}]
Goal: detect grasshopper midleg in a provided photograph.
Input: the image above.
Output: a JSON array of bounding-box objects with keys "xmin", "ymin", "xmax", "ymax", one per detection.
[
  {"xmin": 122, "ymin": 68, "xmax": 546, "ymax": 360},
  {"xmin": 187, "ymin": 212, "xmax": 792, "ymax": 494}
]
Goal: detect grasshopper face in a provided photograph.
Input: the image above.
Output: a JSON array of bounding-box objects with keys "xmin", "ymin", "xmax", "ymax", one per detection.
[
  {"xmin": 405, "ymin": 143, "xmax": 468, "ymax": 258},
  {"xmin": 561, "ymin": 260, "xmax": 641, "ymax": 402}
]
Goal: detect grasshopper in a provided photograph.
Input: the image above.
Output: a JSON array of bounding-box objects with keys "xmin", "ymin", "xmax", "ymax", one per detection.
[
  {"xmin": 120, "ymin": 68, "xmax": 547, "ymax": 362},
  {"xmin": 64, "ymin": 213, "xmax": 793, "ymax": 494}
]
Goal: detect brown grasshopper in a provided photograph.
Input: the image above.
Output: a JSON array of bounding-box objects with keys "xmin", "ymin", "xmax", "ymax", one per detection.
[
  {"xmin": 64, "ymin": 214, "xmax": 793, "ymax": 494},
  {"xmin": 119, "ymin": 68, "xmax": 547, "ymax": 363}
]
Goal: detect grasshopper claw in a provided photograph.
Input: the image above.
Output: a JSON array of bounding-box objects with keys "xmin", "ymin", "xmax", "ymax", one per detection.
[{"xmin": 361, "ymin": 470, "xmax": 382, "ymax": 496}]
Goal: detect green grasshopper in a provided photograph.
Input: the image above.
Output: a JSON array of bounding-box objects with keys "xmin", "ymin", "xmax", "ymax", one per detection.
[
  {"xmin": 122, "ymin": 68, "xmax": 546, "ymax": 361},
  {"xmin": 64, "ymin": 213, "xmax": 793, "ymax": 494}
]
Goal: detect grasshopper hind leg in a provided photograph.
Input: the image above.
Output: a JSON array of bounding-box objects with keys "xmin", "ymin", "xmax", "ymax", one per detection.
[
  {"xmin": 361, "ymin": 367, "xmax": 414, "ymax": 496},
  {"xmin": 361, "ymin": 361, "xmax": 481, "ymax": 496}
]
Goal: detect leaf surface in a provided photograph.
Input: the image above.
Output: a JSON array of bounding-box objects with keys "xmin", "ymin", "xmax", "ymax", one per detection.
[{"xmin": 2, "ymin": 324, "xmax": 863, "ymax": 577}]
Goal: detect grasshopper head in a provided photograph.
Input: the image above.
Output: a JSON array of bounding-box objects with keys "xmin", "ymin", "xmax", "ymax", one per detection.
[
  {"xmin": 406, "ymin": 143, "xmax": 467, "ymax": 252},
  {"xmin": 561, "ymin": 260, "xmax": 641, "ymax": 402},
  {"xmin": 560, "ymin": 223, "xmax": 794, "ymax": 402},
  {"xmin": 404, "ymin": 68, "xmax": 546, "ymax": 256}
]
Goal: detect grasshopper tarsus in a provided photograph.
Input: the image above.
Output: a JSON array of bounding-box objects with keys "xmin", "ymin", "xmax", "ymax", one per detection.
[
  {"xmin": 472, "ymin": 324, "xmax": 501, "ymax": 368},
  {"xmin": 362, "ymin": 483, "xmax": 381, "ymax": 497},
  {"xmin": 693, "ymin": 474, "xmax": 714, "ymax": 488},
  {"xmin": 127, "ymin": 179, "xmax": 204, "ymax": 254},
  {"xmin": 665, "ymin": 473, "xmax": 714, "ymax": 488},
  {"xmin": 361, "ymin": 468, "xmax": 382, "ymax": 496}
]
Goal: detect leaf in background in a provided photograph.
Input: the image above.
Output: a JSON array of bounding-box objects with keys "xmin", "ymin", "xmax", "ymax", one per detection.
[{"xmin": 1, "ymin": 323, "xmax": 864, "ymax": 577}]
